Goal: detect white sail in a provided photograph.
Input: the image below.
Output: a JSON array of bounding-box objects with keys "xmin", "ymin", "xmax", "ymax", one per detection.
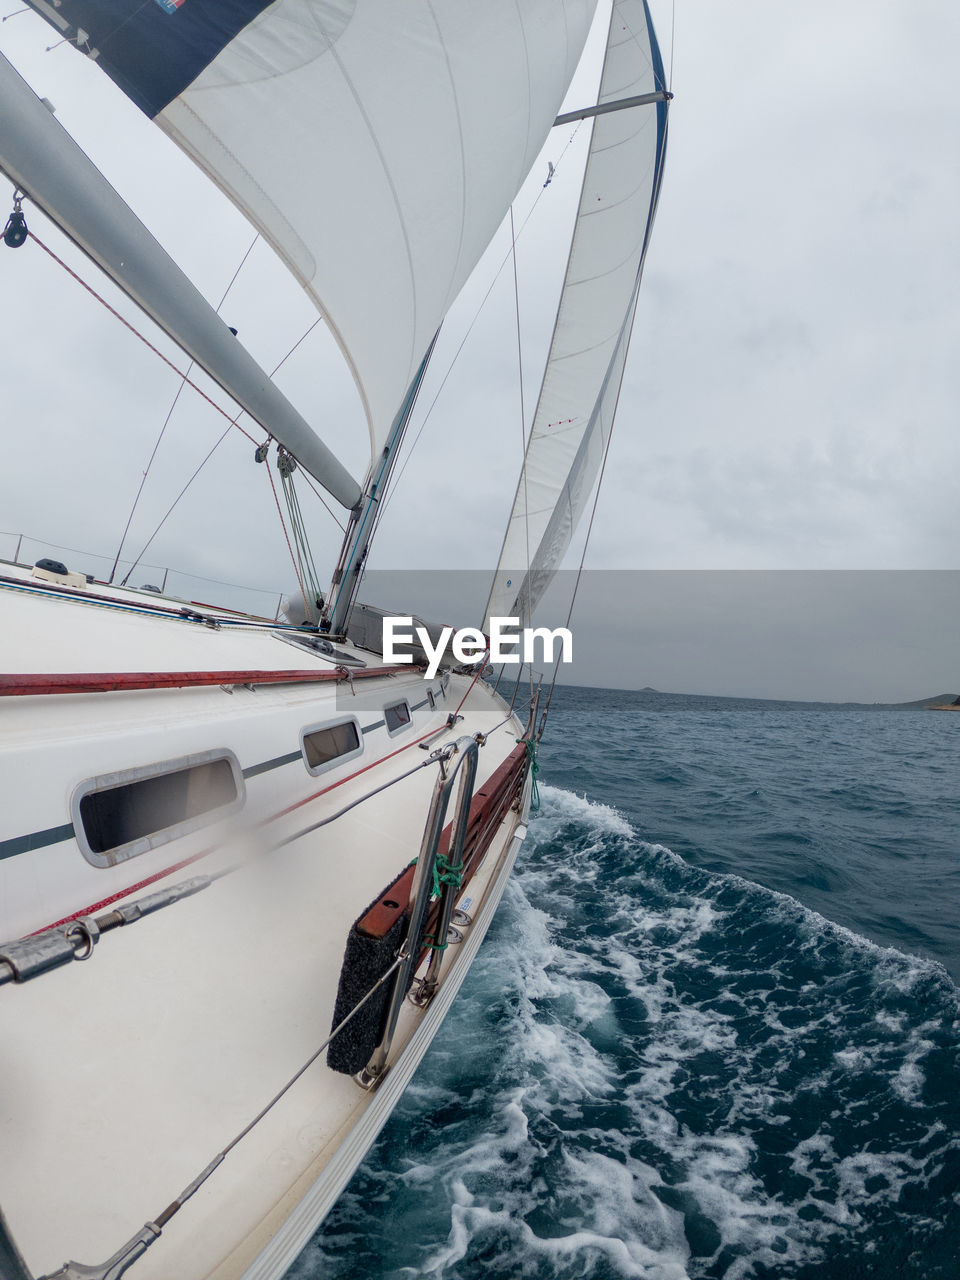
[
  {"xmin": 22, "ymin": 0, "xmax": 598, "ymax": 462},
  {"xmin": 486, "ymin": 0, "xmax": 669, "ymax": 626},
  {"xmin": 0, "ymin": 52, "xmax": 362, "ymax": 510}
]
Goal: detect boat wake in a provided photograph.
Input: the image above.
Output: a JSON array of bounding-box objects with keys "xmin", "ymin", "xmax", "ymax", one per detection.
[{"xmin": 294, "ymin": 786, "xmax": 960, "ymax": 1280}]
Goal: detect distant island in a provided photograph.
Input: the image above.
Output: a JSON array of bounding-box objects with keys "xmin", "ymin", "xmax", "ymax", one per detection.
[
  {"xmin": 494, "ymin": 675, "xmax": 960, "ymax": 708},
  {"xmin": 632, "ymin": 691, "xmax": 960, "ymax": 711},
  {"xmin": 605, "ymin": 687, "xmax": 960, "ymax": 708}
]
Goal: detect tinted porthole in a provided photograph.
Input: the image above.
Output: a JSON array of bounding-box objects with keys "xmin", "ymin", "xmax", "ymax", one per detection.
[
  {"xmin": 384, "ymin": 700, "xmax": 412, "ymax": 735},
  {"xmin": 302, "ymin": 719, "xmax": 362, "ymax": 772},
  {"xmin": 74, "ymin": 753, "xmax": 242, "ymax": 868}
]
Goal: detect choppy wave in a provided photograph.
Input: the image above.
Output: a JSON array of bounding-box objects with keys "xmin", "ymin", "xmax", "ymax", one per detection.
[{"xmin": 293, "ymin": 785, "xmax": 960, "ymax": 1280}]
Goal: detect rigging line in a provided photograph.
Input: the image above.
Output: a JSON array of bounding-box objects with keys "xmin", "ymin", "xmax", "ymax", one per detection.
[
  {"xmin": 108, "ymin": 234, "xmax": 260, "ymax": 584},
  {"xmin": 27, "ymin": 232, "xmax": 259, "ymax": 446},
  {"xmin": 265, "ymin": 454, "xmax": 309, "ymax": 608},
  {"xmin": 119, "ymin": 423, "xmax": 236, "ymax": 586},
  {"xmin": 262, "ymin": 316, "xmax": 345, "ymax": 535},
  {"xmin": 509, "ymin": 203, "xmax": 534, "ymax": 701},
  {"xmin": 379, "ymin": 122, "xmax": 584, "ymax": 518},
  {"xmin": 299, "ymin": 469, "xmax": 346, "ymax": 533},
  {"xmin": 264, "ymin": 316, "xmax": 323, "ymax": 381},
  {"xmin": 452, "ymin": 650, "xmax": 491, "ymax": 717},
  {"xmin": 118, "ymin": 317, "xmax": 329, "ymax": 586},
  {"xmin": 538, "ymin": 406, "xmax": 616, "ymax": 738},
  {"xmin": 280, "ymin": 460, "xmax": 325, "ymax": 610},
  {"xmin": 669, "ymin": 0, "xmax": 676, "ymax": 92}
]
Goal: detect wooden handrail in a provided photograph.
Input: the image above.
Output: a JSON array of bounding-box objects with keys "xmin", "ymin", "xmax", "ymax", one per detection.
[{"xmin": 0, "ymin": 666, "xmax": 415, "ymax": 696}]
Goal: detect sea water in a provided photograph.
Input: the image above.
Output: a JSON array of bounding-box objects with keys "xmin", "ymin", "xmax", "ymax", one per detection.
[{"xmin": 292, "ymin": 688, "xmax": 960, "ymax": 1279}]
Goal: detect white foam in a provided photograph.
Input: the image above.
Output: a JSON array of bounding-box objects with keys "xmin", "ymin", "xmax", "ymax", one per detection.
[
  {"xmin": 307, "ymin": 783, "xmax": 957, "ymax": 1280},
  {"xmin": 890, "ymin": 1037, "xmax": 934, "ymax": 1105},
  {"xmin": 534, "ymin": 784, "xmax": 634, "ymax": 840},
  {"xmin": 414, "ymin": 1154, "xmax": 693, "ymax": 1280}
]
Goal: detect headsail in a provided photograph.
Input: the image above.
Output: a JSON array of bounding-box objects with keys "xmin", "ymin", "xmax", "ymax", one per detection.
[
  {"xmin": 485, "ymin": 0, "xmax": 669, "ymax": 627},
  {"xmin": 21, "ymin": 0, "xmax": 599, "ymax": 463}
]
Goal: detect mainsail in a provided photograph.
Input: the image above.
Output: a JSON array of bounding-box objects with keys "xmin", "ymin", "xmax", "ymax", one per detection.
[
  {"xmin": 20, "ymin": 0, "xmax": 598, "ymax": 464},
  {"xmin": 486, "ymin": 0, "xmax": 669, "ymax": 626}
]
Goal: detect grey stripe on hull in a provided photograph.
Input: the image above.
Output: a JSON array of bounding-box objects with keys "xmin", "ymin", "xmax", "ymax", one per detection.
[{"xmin": 0, "ymin": 822, "xmax": 75, "ymax": 862}]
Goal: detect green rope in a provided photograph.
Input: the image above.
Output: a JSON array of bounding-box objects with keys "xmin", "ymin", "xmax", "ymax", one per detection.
[
  {"xmin": 408, "ymin": 852, "xmax": 464, "ymax": 902},
  {"xmin": 405, "ymin": 854, "xmax": 463, "ymax": 951},
  {"xmin": 432, "ymin": 852, "xmax": 463, "ymax": 898},
  {"xmin": 517, "ymin": 736, "xmax": 541, "ymax": 813}
]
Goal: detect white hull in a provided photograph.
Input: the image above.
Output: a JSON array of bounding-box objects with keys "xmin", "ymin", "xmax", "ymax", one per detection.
[{"xmin": 0, "ymin": 565, "xmax": 529, "ymax": 1279}]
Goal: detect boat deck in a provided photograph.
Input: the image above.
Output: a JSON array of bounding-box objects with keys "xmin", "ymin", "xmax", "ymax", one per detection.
[{"xmin": 0, "ymin": 571, "xmax": 529, "ymax": 1279}]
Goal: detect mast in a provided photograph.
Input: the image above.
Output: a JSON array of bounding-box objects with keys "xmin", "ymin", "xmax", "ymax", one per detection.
[
  {"xmin": 323, "ymin": 339, "xmax": 437, "ymax": 636},
  {"xmin": 0, "ymin": 53, "xmax": 361, "ymax": 512}
]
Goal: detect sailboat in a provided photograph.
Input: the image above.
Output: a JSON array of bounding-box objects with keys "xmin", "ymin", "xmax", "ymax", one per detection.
[{"xmin": 0, "ymin": 2, "xmax": 669, "ymax": 1278}]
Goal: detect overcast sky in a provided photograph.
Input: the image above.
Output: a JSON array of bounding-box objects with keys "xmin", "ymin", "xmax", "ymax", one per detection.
[{"xmin": 0, "ymin": 2, "xmax": 957, "ymax": 699}]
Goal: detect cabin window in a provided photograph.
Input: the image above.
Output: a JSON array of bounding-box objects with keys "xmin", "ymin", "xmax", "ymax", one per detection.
[
  {"xmin": 73, "ymin": 751, "xmax": 244, "ymax": 869},
  {"xmin": 301, "ymin": 716, "xmax": 364, "ymax": 775},
  {"xmin": 384, "ymin": 698, "xmax": 412, "ymax": 736}
]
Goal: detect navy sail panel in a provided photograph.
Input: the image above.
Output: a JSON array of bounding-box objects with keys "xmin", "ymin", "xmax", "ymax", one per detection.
[{"xmin": 24, "ymin": 0, "xmax": 274, "ymax": 117}]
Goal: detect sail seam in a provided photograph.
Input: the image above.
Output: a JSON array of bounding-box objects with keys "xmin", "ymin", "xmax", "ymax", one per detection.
[
  {"xmin": 426, "ymin": 0, "xmax": 469, "ymax": 323},
  {"xmin": 579, "ymin": 161, "xmax": 656, "ymax": 220},
  {"xmin": 509, "ymin": 0, "xmax": 535, "ymax": 205},
  {"xmin": 566, "ymin": 226, "xmax": 652, "ymax": 287},
  {"xmin": 322, "ymin": 42, "xmax": 420, "ymax": 422}
]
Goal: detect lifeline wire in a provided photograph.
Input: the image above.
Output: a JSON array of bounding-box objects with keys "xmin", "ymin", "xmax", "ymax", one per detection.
[
  {"xmin": 92, "ymin": 950, "xmax": 409, "ymax": 1274},
  {"xmin": 0, "ymin": 529, "xmax": 281, "ymax": 599},
  {"xmin": 274, "ymin": 753, "xmax": 439, "ymax": 848}
]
